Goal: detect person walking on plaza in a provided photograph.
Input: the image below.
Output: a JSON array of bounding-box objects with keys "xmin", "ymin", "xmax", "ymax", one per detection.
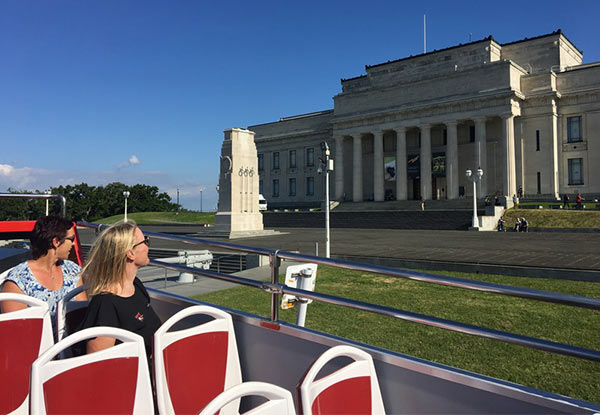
[
  {"xmin": 512, "ymin": 194, "xmax": 519, "ymax": 208},
  {"xmin": 421, "ymin": 198, "xmax": 425, "ymax": 211},
  {"xmin": 563, "ymin": 193, "xmax": 570, "ymax": 209},
  {"xmin": 497, "ymin": 217, "xmax": 505, "ymax": 232},
  {"xmin": 576, "ymin": 192, "xmax": 584, "ymax": 210},
  {"xmin": 514, "ymin": 218, "xmax": 521, "ymax": 232}
]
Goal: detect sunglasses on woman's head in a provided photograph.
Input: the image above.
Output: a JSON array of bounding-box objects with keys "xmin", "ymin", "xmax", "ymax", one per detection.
[{"xmin": 132, "ymin": 235, "xmax": 150, "ymax": 248}]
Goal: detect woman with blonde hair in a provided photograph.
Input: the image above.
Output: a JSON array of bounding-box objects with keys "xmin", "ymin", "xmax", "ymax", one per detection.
[{"xmin": 79, "ymin": 221, "xmax": 160, "ymax": 362}]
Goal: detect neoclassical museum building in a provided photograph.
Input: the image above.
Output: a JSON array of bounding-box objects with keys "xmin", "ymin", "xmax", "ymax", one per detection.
[{"xmin": 248, "ymin": 30, "xmax": 600, "ymax": 208}]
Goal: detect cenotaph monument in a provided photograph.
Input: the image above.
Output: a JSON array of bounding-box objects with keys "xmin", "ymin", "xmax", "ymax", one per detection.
[{"xmin": 214, "ymin": 128, "xmax": 265, "ymax": 238}]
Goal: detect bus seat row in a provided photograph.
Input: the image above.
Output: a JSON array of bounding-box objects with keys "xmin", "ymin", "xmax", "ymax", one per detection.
[{"xmin": 1, "ymin": 293, "xmax": 385, "ymax": 414}]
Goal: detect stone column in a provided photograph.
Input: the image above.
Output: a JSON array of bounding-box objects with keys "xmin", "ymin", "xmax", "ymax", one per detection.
[
  {"xmin": 373, "ymin": 130, "xmax": 384, "ymax": 202},
  {"xmin": 550, "ymin": 100, "xmax": 560, "ymax": 199},
  {"xmin": 335, "ymin": 136, "xmax": 344, "ymax": 200},
  {"xmin": 474, "ymin": 118, "xmax": 487, "ymax": 197},
  {"xmin": 352, "ymin": 134, "xmax": 363, "ymax": 202},
  {"xmin": 420, "ymin": 125, "xmax": 432, "ymax": 200},
  {"xmin": 446, "ymin": 121, "xmax": 459, "ymax": 199},
  {"xmin": 501, "ymin": 114, "xmax": 516, "ymax": 197},
  {"xmin": 396, "ymin": 127, "xmax": 407, "ymax": 200}
]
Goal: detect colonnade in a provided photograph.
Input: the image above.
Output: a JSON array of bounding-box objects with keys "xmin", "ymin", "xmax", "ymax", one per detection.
[{"xmin": 334, "ymin": 115, "xmax": 516, "ymax": 202}]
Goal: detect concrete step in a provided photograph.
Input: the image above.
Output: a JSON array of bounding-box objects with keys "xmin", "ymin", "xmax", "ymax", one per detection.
[
  {"xmin": 335, "ymin": 199, "xmax": 480, "ymax": 211},
  {"xmin": 263, "ymin": 210, "xmax": 484, "ymax": 230}
]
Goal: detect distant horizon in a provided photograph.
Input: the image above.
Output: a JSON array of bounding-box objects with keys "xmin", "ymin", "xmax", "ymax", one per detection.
[{"xmin": 2, "ymin": 0, "xmax": 599, "ymax": 210}]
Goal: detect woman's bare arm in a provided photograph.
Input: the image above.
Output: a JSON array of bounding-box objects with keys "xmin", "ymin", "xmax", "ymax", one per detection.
[
  {"xmin": 0, "ymin": 281, "xmax": 27, "ymax": 314},
  {"xmin": 87, "ymin": 336, "xmax": 116, "ymax": 354}
]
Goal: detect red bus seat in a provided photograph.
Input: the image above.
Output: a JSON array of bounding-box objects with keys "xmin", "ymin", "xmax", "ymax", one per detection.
[
  {"xmin": 30, "ymin": 326, "xmax": 154, "ymax": 415},
  {"xmin": 0, "ymin": 294, "xmax": 53, "ymax": 415},
  {"xmin": 154, "ymin": 305, "xmax": 242, "ymax": 415},
  {"xmin": 298, "ymin": 345, "xmax": 386, "ymax": 415}
]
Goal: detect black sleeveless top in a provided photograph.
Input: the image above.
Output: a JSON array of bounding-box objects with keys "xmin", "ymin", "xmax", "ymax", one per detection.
[{"xmin": 80, "ymin": 277, "xmax": 161, "ymax": 362}]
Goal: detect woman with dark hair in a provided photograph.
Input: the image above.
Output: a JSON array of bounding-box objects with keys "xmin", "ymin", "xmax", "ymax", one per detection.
[{"xmin": 1, "ymin": 215, "xmax": 86, "ymax": 325}]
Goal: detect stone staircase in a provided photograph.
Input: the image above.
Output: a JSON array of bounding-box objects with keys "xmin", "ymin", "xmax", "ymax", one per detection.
[
  {"xmin": 263, "ymin": 210, "xmax": 483, "ymax": 230},
  {"xmin": 334, "ymin": 199, "xmax": 476, "ymax": 211}
]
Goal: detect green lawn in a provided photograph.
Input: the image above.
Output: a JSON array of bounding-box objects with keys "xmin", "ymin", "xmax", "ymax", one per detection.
[
  {"xmin": 194, "ymin": 267, "xmax": 600, "ymax": 404},
  {"xmin": 503, "ymin": 208, "xmax": 600, "ymax": 228},
  {"xmin": 96, "ymin": 211, "xmax": 216, "ymax": 225}
]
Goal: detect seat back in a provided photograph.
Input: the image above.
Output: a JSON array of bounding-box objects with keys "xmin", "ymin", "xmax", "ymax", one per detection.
[
  {"xmin": 154, "ymin": 305, "xmax": 242, "ymax": 415},
  {"xmin": 200, "ymin": 381, "xmax": 296, "ymax": 415},
  {"xmin": 30, "ymin": 326, "xmax": 154, "ymax": 415},
  {"xmin": 56, "ymin": 285, "xmax": 88, "ymax": 342},
  {"xmin": 0, "ymin": 266, "xmax": 15, "ymax": 285},
  {"xmin": 0, "ymin": 294, "xmax": 53, "ymax": 415},
  {"xmin": 298, "ymin": 345, "xmax": 386, "ymax": 415}
]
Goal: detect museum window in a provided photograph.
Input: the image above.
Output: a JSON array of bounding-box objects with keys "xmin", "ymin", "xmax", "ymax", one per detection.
[
  {"xmin": 272, "ymin": 152, "xmax": 280, "ymax": 170},
  {"xmin": 258, "ymin": 154, "xmax": 264, "ymax": 171},
  {"xmin": 289, "ymin": 178, "xmax": 296, "ymax": 196},
  {"xmin": 568, "ymin": 158, "xmax": 583, "ymax": 185},
  {"xmin": 469, "ymin": 125, "xmax": 475, "ymax": 143},
  {"xmin": 272, "ymin": 179, "xmax": 280, "ymax": 197},
  {"xmin": 536, "ymin": 131, "xmax": 540, "ymax": 151},
  {"xmin": 259, "ymin": 180, "xmax": 263, "ymax": 194},
  {"xmin": 443, "ymin": 128, "xmax": 447, "ymax": 146},
  {"xmin": 289, "ymin": 150, "xmax": 297, "ymax": 168},
  {"xmin": 537, "ymin": 172, "xmax": 541, "ymax": 194},
  {"xmin": 306, "ymin": 177, "xmax": 314, "ymax": 196},
  {"xmin": 306, "ymin": 148, "xmax": 314, "ymax": 167},
  {"xmin": 567, "ymin": 116, "xmax": 582, "ymax": 142}
]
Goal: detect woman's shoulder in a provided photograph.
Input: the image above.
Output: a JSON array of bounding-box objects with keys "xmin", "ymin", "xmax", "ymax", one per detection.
[{"xmin": 5, "ymin": 261, "xmax": 33, "ymax": 283}]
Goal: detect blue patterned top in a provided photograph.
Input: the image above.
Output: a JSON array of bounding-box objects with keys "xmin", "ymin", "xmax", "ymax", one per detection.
[{"xmin": 4, "ymin": 260, "xmax": 82, "ymax": 325}]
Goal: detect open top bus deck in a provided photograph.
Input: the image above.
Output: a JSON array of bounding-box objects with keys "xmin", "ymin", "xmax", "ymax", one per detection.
[{"xmin": 0, "ymin": 193, "xmax": 599, "ymax": 413}]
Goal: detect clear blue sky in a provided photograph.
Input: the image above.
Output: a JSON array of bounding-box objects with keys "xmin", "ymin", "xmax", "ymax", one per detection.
[{"xmin": 1, "ymin": 0, "xmax": 599, "ymax": 211}]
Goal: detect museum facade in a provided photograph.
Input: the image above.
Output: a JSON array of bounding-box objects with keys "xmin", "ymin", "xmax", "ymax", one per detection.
[{"xmin": 248, "ymin": 30, "xmax": 600, "ymax": 208}]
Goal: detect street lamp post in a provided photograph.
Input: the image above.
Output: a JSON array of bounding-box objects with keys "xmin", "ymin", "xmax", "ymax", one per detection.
[
  {"xmin": 45, "ymin": 190, "xmax": 51, "ymax": 216},
  {"xmin": 319, "ymin": 141, "xmax": 334, "ymax": 258},
  {"xmin": 200, "ymin": 187, "xmax": 204, "ymax": 213},
  {"xmin": 123, "ymin": 191, "xmax": 131, "ymax": 222},
  {"xmin": 465, "ymin": 168, "xmax": 483, "ymax": 229}
]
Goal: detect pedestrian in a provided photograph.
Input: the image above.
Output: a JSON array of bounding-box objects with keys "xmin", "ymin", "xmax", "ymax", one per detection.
[
  {"xmin": 497, "ymin": 217, "xmax": 505, "ymax": 232},
  {"xmin": 421, "ymin": 198, "xmax": 425, "ymax": 211},
  {"xmin": 520, "ymin": 217, "xmax": 529, "ymax": 232},
  {"xmin": 518, "ymin": 186, "xmax": 523, "ymax": 199},
  {"xmin": 514, "ymin": 217, "xmax": 521, "ymax": 232},
  {"xmin": 576, "ymin": 192, "xmax": 584, "ymax": 210},
  {"xmin": 512, "ymin": 194, "xmax": 519, "ymax": 208},
  {"xmin": 484, "ymin": 195, "xmax": 491, "ymax": 206},
  {"xmin": 563, "ymin": 193, "xmax": 570, "ymax": 209}
]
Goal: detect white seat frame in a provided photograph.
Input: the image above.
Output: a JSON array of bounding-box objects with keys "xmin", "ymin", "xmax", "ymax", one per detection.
[
  {"xmin": 154, "ymin": 305, "xmax": 242, "ymax": 415},
  {"xmin": 0, "ymin": 294, "xmax": 53, "ymax": 415},
  {"xmin": 30, "ymin": 326, "xmax": 154, "ymax": 415},
  {"xmin": 299, "ymin": 345, "xmax": 386, "ymax": 415},
  {"xmin": 200, "ymin": 381, "xmax": 296, "ymax": 415}
]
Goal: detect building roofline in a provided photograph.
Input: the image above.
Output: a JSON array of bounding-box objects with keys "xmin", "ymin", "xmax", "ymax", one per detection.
[
  {"xmin": 248, "ymin": 109, "xmax": 333, "ymax": 129},
  {"xmin": 500, "ymin": 29, "xmax": 582, "ymax": 55},
  {"xmin": 365, "ymin": 36, "xmax": 495, "ymax": 70},
  {"xmin": 341, "ymin": 74, "xmax": 367, "ymax": 83}
]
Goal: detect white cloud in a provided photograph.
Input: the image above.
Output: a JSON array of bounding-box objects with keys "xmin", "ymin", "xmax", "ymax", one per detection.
[{"xmin": 117, "ymin": 155, "xmax": 141, "ymax": 169}]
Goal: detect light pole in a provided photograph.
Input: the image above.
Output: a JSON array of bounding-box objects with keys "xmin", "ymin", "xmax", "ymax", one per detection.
[
  {"xmin": 200, "ymin": 187, "xmax": 205, "ymax": 213},
  {"xmin": 123, "ymin": 191, "xmax": 130, "ymax": 222},
  {"xmin": 465, "ymin": 168, "xmax": 483, "ymax": 229},
  {"xmin": 44, "ymin": 190, "xmax": 51, "ymax": 216},
  {"xmin": 319, "ymin": 141, "xmax": 334, "ymax": 258}
]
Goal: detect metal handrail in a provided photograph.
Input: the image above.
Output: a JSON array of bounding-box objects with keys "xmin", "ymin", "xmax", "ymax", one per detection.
[
  {"xmin": 79, "ymin": 221, "xmax": 600, "ymax": 311},
  {"xmin": 0, "ymin": 193, "xmax": 67, "ymax": 217},
  {"xmin": 78, "ymin": 221, "xmax": 600, "ymax": 363}
]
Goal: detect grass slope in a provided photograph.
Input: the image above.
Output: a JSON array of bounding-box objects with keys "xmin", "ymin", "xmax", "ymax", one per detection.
[
  {"xmin": 96, "ymin": 211, "xmax": 216, "ymax": 225},
  {"xmin": 194, "ymin": 267, "xmax": 600, "ymax": 404},
  {"xmin": 503, "ymin": 208, "xmax": 600, "ymax": 228}
]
